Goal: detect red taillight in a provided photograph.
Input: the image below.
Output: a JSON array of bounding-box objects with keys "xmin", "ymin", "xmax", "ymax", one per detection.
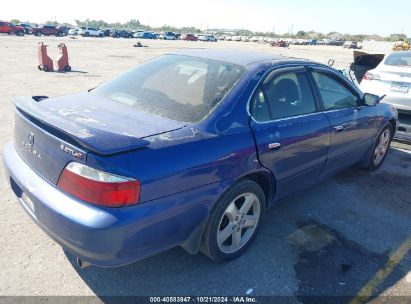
[
  {"xmin": 363, "ymin": 72, "xmax": 380, "ymax": 81},
  {"xmin": 57, "ymin": 163, "xmax": 140, "ymax": 207}
]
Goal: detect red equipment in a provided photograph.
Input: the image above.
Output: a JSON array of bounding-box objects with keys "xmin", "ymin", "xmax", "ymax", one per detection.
[
  {"xmin": 37, "ymin": 42, "xmax": 71, "ymax": 72},
  {"xmin": 37, "ymin": 42, "xmax": 54, "ymax": 72},
  {"xmin": 270, "ymin": 40, "xmax": 290, "ymax": 48},
  {"xmin": 54, "ymin": 43, "xmax": 71, "ymax": 72}
]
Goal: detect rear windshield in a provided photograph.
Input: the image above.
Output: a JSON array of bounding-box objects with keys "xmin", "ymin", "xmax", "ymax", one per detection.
[
  {"xmin": 385, "ymin": 52, "xmax": 411, "ymax": 67},
  {"xmin": 92, "ymin": 55, "xmax": 245, "ymax": 123}
]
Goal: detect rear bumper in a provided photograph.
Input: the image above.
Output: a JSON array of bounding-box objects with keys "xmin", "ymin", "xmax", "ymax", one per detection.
[{"xmin": 3, "ymin": 142, "xmax": 227, "ymax": 267}]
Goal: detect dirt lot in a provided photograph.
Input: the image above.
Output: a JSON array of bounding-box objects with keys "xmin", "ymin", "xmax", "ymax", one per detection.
[{"xmin": 0, "ymin": 35, "xmax": 410, "ymax": 301}]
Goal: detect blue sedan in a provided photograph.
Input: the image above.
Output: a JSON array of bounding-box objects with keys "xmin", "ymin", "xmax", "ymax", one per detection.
[{"xmin": 3, "ymin": 49, "xmax": 398, "ymax": 267}]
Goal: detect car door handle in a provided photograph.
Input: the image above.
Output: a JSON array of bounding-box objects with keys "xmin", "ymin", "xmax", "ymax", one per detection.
[
  {"xmin": 268, "ymin": 143, "xmax": 281, "ymax": 150},
  {"xmin": 334, "ymin": 126, "xmax": 344, "ymax": 132}
]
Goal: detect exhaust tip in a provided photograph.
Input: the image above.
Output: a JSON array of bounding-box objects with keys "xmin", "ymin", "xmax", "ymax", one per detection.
[{"xmin": 76, "ymin": 257, "xmax": 91, "ymax": 269}]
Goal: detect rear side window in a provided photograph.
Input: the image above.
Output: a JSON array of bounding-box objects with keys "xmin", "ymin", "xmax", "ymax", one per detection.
[
  {"xmin": 312, "ymin": 71, "xmax": 358, "ymax": 110},
  {"xmin": 251, "ymin": 70, "xmax": 317, "ymax": 121},
  {"xmin": 92, "ymin": 55, "xmax": 245, "ymax": 123}
]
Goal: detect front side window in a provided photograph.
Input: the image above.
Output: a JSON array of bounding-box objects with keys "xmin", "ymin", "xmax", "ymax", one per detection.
[
  {"xmin": 312, "ymin": 71, "xmax": 358, "ymax": 110},
  {"xmin": 251, "ymin": 70, "xmax": 317, "ymax": 121},
  {"xmin": 92, "ymin": 55, "xmax": 245, "ymax": 123}
]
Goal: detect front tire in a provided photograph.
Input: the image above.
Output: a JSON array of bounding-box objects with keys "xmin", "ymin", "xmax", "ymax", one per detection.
[
  {"xmin": 366, "ymin": 124, "xmax": 393, "ymax": 171},
  {"xmin": 200, "ymin": 179, "xmax": 265, "ymax": 262}
]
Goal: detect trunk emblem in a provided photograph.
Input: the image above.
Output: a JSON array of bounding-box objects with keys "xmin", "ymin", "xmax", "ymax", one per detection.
[
  {"xmin": 60, "ymin": 144, "xmax": 84, "ymax": 160},
  {"xmin": 22, "ymin": 132, "xmax": 41, "ymax": 159},
  {"xmin": 28, "ymin": 132, "xmax": 34, "ymax": 149}
]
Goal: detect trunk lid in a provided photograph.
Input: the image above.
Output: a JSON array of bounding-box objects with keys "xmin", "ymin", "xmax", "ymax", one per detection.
[
  {"xmin": 13, "ymin": 93, "xmax": 185, "ymax": 155},
  {"xmin": 351, "ymin": 51, "xmax": 385, "ymax": 83},
  {"xmin": 13, "ymin": 93, "xmax": 185, "ymax": 184}
]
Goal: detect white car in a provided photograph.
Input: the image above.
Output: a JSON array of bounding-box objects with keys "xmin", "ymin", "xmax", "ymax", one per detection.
[
  {"xmin": 78, "ymin": 27, "xmax": 104, "ymax": 37},
  {"xmin": 249, "ymin": 36, "xmax": 259, "ymax": 42},
  {"xmin": 198, "ymin": 34, "xmax": 217, "ymax": 42},
  {"xmin": 133, "ymin": 31, "xmax": 144, "ymax": 38},
  {"xmin": 160, "ymin": 32, "xmax": 177, "ymax": 40},
  {"xmin": 360, "ymin": 51, "xmax": 411, "ymax": 113},
  {"xmin": 68, "ymin": 28, "xmax": 79, "ymax": 35}
]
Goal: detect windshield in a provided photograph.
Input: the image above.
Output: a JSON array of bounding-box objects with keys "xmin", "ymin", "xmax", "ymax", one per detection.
[
  {"xmin": 385, "ymin": 52, "xmax": 411, "ymax": 67},
  {"xmin": 92, "ymin": 55, "xmax": 245, "ymax": 123}
]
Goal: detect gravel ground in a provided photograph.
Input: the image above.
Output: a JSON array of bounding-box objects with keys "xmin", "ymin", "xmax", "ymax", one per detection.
[{"xmin": 0, "ymin": 35, "xmax": 410, "ymax": 301}]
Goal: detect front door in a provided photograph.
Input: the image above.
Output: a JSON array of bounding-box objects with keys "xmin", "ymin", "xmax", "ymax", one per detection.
[{"xmin": 309, "ymin": 69, "xmax": 378, "ymax": 177}]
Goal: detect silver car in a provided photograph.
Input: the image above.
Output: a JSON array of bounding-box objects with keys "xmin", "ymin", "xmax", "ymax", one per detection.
[{"xmin": 360, "ymin": 51, "xmax": 411, "ymax": 141}]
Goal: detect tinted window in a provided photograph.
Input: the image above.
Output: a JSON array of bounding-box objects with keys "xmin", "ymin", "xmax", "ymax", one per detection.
[
  {"xmin": 92, "ymin": 55, "xmax": 245, "ymax": 123},
  {"xmin": 312, "ymin": 71, "xmax": 358, "ymax": 110},
  {"xmin": 251, "ymin": 71, "xmax": 317, "ymax": 121},
  {"xmin": 250, "ymin": 90, "xmax": 270, "ymax": 122}
]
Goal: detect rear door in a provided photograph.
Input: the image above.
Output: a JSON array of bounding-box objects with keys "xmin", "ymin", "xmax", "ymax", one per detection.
[
  {"xmin": 309, "ymin": 67, "xmax": 378, "ymax": 176},
  {"xmin": 249, "ymin": 66, "xmax": 331, "ymax": 200}
]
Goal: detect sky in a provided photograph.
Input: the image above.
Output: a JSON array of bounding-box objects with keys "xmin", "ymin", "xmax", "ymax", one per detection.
[{"xmin": 2, "ymin": 0, "xmax": 410, "ymax": 36}]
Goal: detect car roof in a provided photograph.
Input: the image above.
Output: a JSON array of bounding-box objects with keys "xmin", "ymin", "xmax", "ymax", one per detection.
[{"xmin": 169, "ymin": 49, "xmax": 307, "ymax": 66}]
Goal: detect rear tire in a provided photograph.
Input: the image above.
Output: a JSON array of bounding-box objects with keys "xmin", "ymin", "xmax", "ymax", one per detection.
[
  {"xmin": 365, "ymin": 124, "xmax": 393, "ymax": 171},
  {"xmin": 64, "ymin": 65, "xmax": 71, "ymax": 72},
  {"xmin": 200, "ymin": 179, "xmax": 265, "ymax": 262}
]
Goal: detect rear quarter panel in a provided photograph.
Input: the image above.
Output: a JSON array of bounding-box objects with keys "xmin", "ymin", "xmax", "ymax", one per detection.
[{"xmin": 86, "ymin": 125, "xmax": 261, "ymax": 203}]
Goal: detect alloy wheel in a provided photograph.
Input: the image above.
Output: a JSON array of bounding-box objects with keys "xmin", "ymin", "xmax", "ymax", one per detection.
[
  {"xmin": 373, "ymin": 129, "xmax": 391, "ymax": 166},
  {"xmin": 217, "ymin": 193, "xmax": 260, "ymax": 254}
]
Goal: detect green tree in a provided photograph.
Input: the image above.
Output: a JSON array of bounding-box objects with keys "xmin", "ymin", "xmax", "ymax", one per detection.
[
  {"xmin": 45, "ymin": 20, "xmax": 58, "ymax": 26},
  {"xmin": 296, "ymin": 31, "xmax": 307, "ymax": 38},
  {"xmin": 387, "ymin": 33, "xmax": 406, "ymax": 41}
]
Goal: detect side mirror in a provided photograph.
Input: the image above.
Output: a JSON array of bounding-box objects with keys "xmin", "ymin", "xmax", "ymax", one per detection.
[{"xmin": 363, "ymin": 93, "xmax": 380, "ymax": 106}]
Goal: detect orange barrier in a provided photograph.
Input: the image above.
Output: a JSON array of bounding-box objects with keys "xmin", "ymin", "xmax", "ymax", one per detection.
[{"xmin": 37, "ymin": 42, "xmax": 71, "ymax": 72}]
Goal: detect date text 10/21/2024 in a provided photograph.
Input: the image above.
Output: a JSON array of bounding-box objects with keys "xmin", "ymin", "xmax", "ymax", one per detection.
[{"xmin": 149, "ymin": 297, "xmax": 257, "ymax": 303}]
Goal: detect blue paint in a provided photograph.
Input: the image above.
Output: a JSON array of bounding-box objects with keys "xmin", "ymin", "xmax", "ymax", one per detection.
[{"xmin": 3, "ymin": 49, "xmax": 398, "ymax": 267}]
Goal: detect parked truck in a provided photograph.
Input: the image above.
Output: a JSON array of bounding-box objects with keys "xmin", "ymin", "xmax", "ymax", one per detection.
[{"xmin": 0, "ymin": 21, "xmax": 25, "ymax": 36}]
